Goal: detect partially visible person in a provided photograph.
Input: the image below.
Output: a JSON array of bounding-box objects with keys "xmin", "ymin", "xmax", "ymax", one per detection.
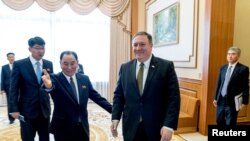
[
  {"xmin": 213, "ymin": 46, "xmax": 249, "ymax": 126},
  {"xmin": 111, "ymin": 31, "xmax": 180, "ymax": 141},
  {"xmin": 77, "ymin": 63, "xmax": 84, "ymax": 74},
  {"xmin": 41, "ymin": 51, "xmax": 112, "ymax": 141},
  {"xmin": 9, "ymin": 36, "xmax": 53, "ymax": 141},
  {"xmin": 1, "ymin": 52, "xmax": 15, "ymax": 124}
]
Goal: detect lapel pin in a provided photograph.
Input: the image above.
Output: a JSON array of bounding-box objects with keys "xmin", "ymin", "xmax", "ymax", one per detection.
[
  {"xmin": 82, "ymin": 85, "xmax": 87, "ymax": 89},
  {"xmin": 151, "ymin": 65, "xmax": 155, "ymax": 68}
]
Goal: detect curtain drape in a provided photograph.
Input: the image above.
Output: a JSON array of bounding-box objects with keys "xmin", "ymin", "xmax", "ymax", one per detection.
[
  {"xmin": 1, "ymin": 0, "xmax": 131, "ymax": 102},
  {"xmin": 2, "ymin": 0, "xmax": 129, "ymax": 16}
]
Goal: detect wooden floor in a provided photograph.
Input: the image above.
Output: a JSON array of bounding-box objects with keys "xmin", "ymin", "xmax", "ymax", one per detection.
[{"xmin": 0, "ymin": 103, "xmax": 207, "ymax": 141}]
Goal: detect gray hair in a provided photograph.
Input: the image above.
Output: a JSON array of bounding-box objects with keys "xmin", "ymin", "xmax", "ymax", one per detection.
[{"xmin": 228, "ymin": 46, "xmax": 241, "ymax": 56}]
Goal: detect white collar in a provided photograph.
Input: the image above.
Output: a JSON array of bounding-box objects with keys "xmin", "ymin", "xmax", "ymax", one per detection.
[
  {"xmin": 137, "ymin": 54, "xmax": 152, "ymax": 68},
  {"xmin": 29, "ymin": 56, "xmax": 42, "ymax": 66},
  {"xmin": 63, "ymin": 73, "xmax": 76, "ymax": 82}
]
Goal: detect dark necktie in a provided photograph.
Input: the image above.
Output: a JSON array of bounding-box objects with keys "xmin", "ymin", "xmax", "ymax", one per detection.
[
  {"xmin": 70, "ymin": 77, "xmax": 81, "ymax": 122},
  {"xmin": 221, "ymin": 66, "xmax": 232, "ymax": 97},
  {"xmin": 36, "ymin": 62, "xmax": 42, "ymax": 84},
  {"xmin": 70, "ymin": 77, "xmax": 78, "ymax": 102},
  {"xmin": 137, "ymin": 63, "xmax": 144, "ymax": 95}
]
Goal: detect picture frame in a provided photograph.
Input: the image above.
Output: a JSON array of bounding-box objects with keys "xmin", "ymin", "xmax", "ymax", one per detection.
[{"xmin": 153, "ymin": 3, "xmax": 179, "ymax": 47}]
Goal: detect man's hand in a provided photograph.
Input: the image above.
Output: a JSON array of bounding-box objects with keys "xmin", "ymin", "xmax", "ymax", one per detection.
[
  {"xmin": 111, "ymin": 120, "xmax": 119, "ymax": 137},
  {"xmin": 9, "ymin": 112, "xmax": 20, "ymax": 119},
  {"xmin": 0, "ymin": 91, "xmax": 5, "ymax": 95},
  {"xmin": 240, "ymin": 104, "xmax": 246, "ymax": 110},
  {"xmin": 41, "ymin": 69, "xmax": 52, "ymax": 89},
  {"xmin": 160, "ymin": 127, "xmax": 173, "ymax": 141},
  {"xmin": 213, "ymin": 100, "xmax": 217, "ymax": 107}
]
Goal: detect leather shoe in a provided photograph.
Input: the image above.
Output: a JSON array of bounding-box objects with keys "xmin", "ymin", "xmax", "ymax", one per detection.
[{"xmin": 9, "ymin": 121, "xmax": 14, "ymax": 124}]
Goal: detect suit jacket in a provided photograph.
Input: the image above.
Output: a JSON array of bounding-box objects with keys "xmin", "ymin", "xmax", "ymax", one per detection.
[
  {"xmin": 215, "ymin": 63, "xmax": 249, "ymax": 107},
  {"xmin": 1, "ymin": 64, "xmax": 12, "ymax": 94},
  {"xmin": 112, "ymin": 55, "xmax": 180, "ymax": 141},
  {"xmin": 9, "ymin": 57, "xmax": 53, "ymax": 119},
  {"xmin": 77, "ymin": 64, "xmax": 84, "ymax": 74},
  {"xmin": 48, "ymin": 72, "xmax": 112, "ymax": 139}
]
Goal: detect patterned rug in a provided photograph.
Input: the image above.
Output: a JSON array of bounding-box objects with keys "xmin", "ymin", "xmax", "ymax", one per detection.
[{"xmin": 0, "ymin": 103, "xmax": 185, "ymax": 141}]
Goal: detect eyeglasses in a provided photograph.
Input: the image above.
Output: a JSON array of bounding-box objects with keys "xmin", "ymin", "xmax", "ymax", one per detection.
[{"xmin": 32, "ymin": 47, "xmax": 45, "ymax": 50}]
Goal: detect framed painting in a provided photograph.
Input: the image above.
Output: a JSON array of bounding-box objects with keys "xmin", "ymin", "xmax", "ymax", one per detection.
[{"xmin": 153, "ymin": 3, "xmax": 179, "ymax": 47}]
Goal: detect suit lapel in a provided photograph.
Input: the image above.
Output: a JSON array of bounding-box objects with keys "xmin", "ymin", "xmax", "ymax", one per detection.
[
  {"xmin": 132, "ymin": 60, "xmax": 141, "ymax": 95},
  {"xmin": 143, "ymin": 56, "xmax": 157, "ymax": 95},
  {"xmin": 229, "ymin": 63, "xmax": 240, "ymax": 82},
  {"xmin": 24, "ymin": 58, "xmax": 39, "ymax": 84},
  {"xmin": 42, "ymin": 60, "xmax": 52, "ymax": 73},
  {"xmin": 7, "ymin": 65, "xmax": 11, "ymax": 72},
  {"xmin": 75, "ymin": 73, "xmax": 84, "ymax": 105},
  {"xmin": 221, "ymin": 65, "xmax": 228, "ymax": 83}
]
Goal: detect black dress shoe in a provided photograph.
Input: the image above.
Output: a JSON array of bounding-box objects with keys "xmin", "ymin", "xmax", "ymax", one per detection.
[{"xmin": 9, "ymin": 121, "xmax": 14, "ymax": 124}]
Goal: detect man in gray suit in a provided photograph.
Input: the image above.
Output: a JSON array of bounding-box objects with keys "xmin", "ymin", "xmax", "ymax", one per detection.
[
  {"xmin": 111, "ymin": 31, "xmax": 180, "ymax": 141},
  {"xmin": 1, "ymin": 52, "xmax": 15, "ymax": 124}
]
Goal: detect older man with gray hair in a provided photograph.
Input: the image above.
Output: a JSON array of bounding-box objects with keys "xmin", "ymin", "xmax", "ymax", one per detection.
[{"xmin": 213, "ymin": 46, "xmax": 249, "ymax": 126}]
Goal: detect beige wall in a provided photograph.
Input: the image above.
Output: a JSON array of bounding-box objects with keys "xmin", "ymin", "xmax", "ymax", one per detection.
[
  {"xmin": 175, "ymin": 0, "xmax": 205, "ymax": 80},
  {"xmin": 139, "ymin": 0, "xmax": 250, "ymax": 80},
  {"xmin": 234, "ymin": 0, "xmax": 250, "ymax": 68}
]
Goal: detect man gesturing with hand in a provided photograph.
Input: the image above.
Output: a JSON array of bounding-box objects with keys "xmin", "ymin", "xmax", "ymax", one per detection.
[{"xmin": 42, "ymin": 51, "xmax": 112, "ymax": 141}]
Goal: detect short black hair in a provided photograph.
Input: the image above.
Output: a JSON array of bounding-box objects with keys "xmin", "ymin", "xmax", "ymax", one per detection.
[
  {"xmin": 28, "ymin": 36, "xmax": 45, "ymax": 47},
  {"xmin": 60, "ymin": 51, "xmax": 78, "ymax": 61},
  {"xmin": 6, "ymin": 52, "xmax": 15, "ymax": 57}
]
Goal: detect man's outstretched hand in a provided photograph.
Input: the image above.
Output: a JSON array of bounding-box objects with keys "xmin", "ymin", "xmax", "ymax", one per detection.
[{"xmin": 42, "ymin": 69, "xmax": 52, "ymax": 89}]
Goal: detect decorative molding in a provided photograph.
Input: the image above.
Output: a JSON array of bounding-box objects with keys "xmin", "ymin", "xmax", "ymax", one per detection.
[
  {"xmin": 146, "ymin": 0, "xmax": 199, "ymax": 68},
  {"xmin": 145, "ymin": 0, "xmax": 156, "ymax": 10},
  {"xmin": 178, "ymin": 77, "xmax": 203, "ymax": 133},
  {"xmin": 178, "ymin": 78, "xmax": 202, "ymax": 99}
]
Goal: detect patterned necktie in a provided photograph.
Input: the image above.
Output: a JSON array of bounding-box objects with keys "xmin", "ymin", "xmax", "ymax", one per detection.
[
  {"xmin": 221, "ymin": 66, "xmax": 232, "ymax": 97},
  {"xmin": 137, "ymin": 63, "xmax": 144, "ymax": 95},
  {"xmin": 70, "ymin": 77, "xmax": 78, "ymax": 103},
  {"xmin": 36, "ymin": 62, "xmax": 42, "ymax": 84}
]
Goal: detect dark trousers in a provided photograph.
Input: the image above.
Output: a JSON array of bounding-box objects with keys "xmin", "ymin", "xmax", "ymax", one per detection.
[
  {"xmin": 6, "ymin": 92, "xmax": 15, "ymax": 122},
  {"xmin": 53, "ymin": 122, "xmax": 89, "ymax": 141},
  {"xmin": 216, "ymin": 96, "xmax": 238, "ymax": 127},
  {"xmin": 20, "ymin": 115, "xmax": 50, "ymax": 141},
  {"xmin": 133, "ymin": 122, "xmax": 148, "ymax": 141}
]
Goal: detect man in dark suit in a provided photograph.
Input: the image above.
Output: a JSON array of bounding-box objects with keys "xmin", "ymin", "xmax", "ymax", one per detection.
[
  {"xmin": 77, "ymin": 63, "xmax": 84, "ymax": 74},
  {"xmin": 9, "ymin": 36, "xmax": 53, "ymax": 141},
  {"xmin": 41, "ymin": 51, "xmax": 112, "ymax": 141},
  {"xmin": 213, "ymin": 46, "xmax": 249, "ymax": 126},
  {"xmin": 111, "ymin": 31, "xmax": 180, "ymax": 141},
  {"xmin": 1, "ymin": 52, "xmax": 15, "ymax": 124}
]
